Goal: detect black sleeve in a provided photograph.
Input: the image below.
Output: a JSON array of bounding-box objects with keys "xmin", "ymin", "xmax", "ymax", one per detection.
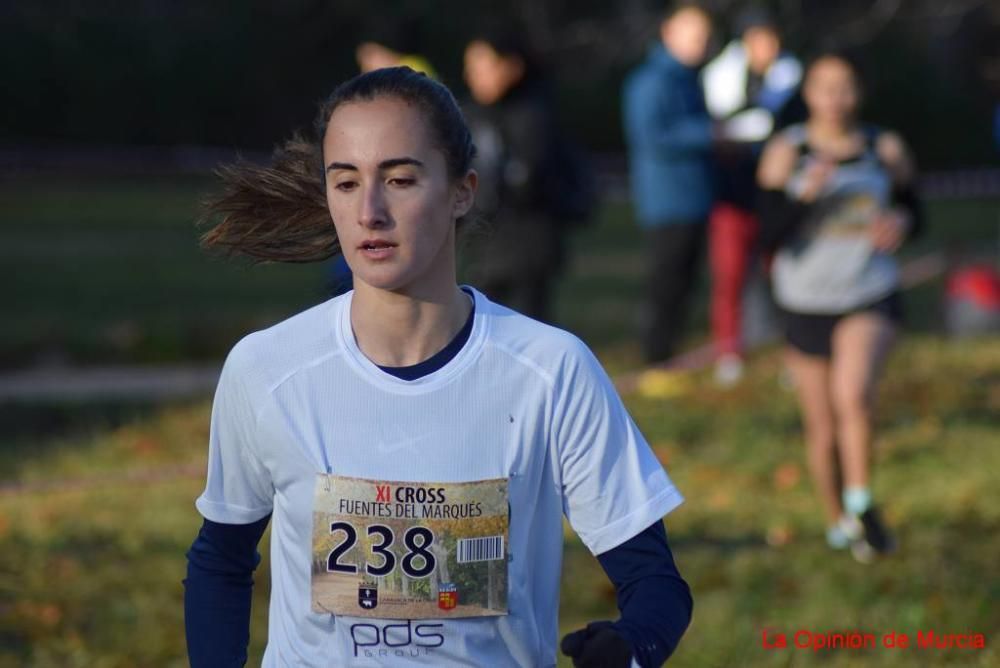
[
  {"xmin": 756, "ymin": 187, "xmax": 812, "ymax": 253},
  {"xmin": 891, "ymin": 181, "xmax": 925, "ymax": 242},
  {"xmin": 184, "ymin": 514, "xmax": 271, "ymax": 668},
  {"xmin": 596, "ymin": 521, "xmax": 693, "ymax": 666}
]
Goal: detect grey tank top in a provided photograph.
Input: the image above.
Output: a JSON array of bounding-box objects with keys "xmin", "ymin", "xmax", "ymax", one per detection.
[{"xmin": 771, "ymin": 124, "xmax": 899, "ymax": 314}]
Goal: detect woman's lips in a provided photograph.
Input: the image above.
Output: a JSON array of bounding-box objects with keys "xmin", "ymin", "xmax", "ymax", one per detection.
[{"xmin": 358, "ymin": 239, "xmax": 397, "ymax": 260}]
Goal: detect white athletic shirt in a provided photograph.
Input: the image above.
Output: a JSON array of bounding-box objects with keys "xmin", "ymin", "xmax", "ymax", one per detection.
[{"xmin": 196, "ymin": 287, "xmax": 683, "ymax": 667}]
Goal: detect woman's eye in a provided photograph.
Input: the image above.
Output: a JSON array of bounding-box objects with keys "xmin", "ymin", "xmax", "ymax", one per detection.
[
  {"xmin": 388, "ymin": 177, "xmax": 416, "ymax": 187},
  {"xmin": 334, "ymin": 181, "xmax": 357, "ymax": 192}
]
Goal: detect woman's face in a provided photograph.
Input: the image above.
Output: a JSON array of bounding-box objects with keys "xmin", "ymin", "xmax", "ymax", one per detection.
[
  {"xmin": 743, "ymin": 26, "xmax": 780, "ymax": 75},
  {"xmin": 464, "ymin": 41, "xmax": 523, "ymax": 105},
  {"xmin": 803, "ymin": 57, "xmax": 860, "ymax": 126},
  {"xmin": 323, "ymin": 96, "xmax": 475, "ymax": 296}
]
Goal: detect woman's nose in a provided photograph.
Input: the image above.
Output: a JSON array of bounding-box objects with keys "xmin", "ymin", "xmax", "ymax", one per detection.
[{"xmin": 358, "ymin": 182, "xmax": 388, "ymax": 228}]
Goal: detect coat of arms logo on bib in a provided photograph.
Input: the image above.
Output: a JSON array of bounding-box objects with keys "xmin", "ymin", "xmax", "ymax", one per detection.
[
  {"xmin": 437, "ymin": 583, "xmax": 458, "ymax": 611},
  {"xmin": 358, "ymin": 583, "xmax": 378, "ymax": 610}
]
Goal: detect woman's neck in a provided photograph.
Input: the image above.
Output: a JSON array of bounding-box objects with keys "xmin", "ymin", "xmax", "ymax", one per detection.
[{"xmin": 349, "ymin": 282, "xmax": 472, "ymax": 368}]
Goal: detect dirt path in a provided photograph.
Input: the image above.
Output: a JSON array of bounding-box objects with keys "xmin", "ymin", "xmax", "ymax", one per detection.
[{"xmin": 0, "ymin": 363, "xmax": 221, "ymax": 402}]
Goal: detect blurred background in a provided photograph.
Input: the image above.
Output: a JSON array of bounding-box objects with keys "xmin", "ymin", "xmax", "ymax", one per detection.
[{"xmin": 1, "ymin": 1, "xmax": 998, "ymax": 666}]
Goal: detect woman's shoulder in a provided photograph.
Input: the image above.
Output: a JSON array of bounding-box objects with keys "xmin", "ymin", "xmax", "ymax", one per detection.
[
  {"xmin": 223, "ymin": 295, "xmax": 346, "ymax": 381},
  {"xmin": 869, "ymin": 127, "xmax": 915, "ymax": 183},
  {"xmin": 759, "ymin": 127, "xmax": 805, "ymax": 188},
  {"xmin": 625, "ymin": 52, "xmax": 672, "ymax": 95},
  {"xmin": 775, "ymin": 123, "xmax": 808, "ymax": 147},
  {"xmin": 479, "ymin": 295, "xmax": 601, "ymax": 383},
  {"xmin": 872, "ymin": 128, "xmax": 908, "ymax": 161}
]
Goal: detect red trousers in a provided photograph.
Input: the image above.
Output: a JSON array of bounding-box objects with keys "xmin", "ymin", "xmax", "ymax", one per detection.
[{"xmin": 709, "ymin": 203, "xmax": 760, "ymax": 357}]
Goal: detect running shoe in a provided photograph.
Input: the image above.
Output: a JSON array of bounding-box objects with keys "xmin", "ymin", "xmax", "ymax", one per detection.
[
  {"xmin": 827, "ymin": 514, "xmax": 862, "ymax": 550},
  {"xmin": 850, "ymin": 507, "xmax": 896, "ymax": 563},
  {"xmin": 714, "ymin": 354, "xmax": 744, "ymax": 387}
]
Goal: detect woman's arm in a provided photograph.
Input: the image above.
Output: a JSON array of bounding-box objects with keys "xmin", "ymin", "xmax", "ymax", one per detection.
[
  {"xmin": 755, "ymin": 133, "xmax": 832, "ymax": 252},
  {"xmin": 184, "ymin": 514, "xmax": 271, "ymax": 668},
  {"xmin": 873, "ymin": 131, "xmax": 924, "ymax": 250},
  {"xmin": 757, "ymin": 132, "xmax": 799, "ymax": 191},
  {"xmin": 561, "ymin": 521, "xmax": 693, "ymax": 667},
  {"xmin": 553, "ymin": 337, "xmax": 688, "ymax": 665},
  {"xmin": 757, "ymin": 134, "xmax": 807, "ymax": 252}
]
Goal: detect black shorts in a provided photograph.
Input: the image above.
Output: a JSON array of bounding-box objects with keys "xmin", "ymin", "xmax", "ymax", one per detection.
[{"xmin": 782, "ymin": 292, "xmax": 902, "ymax": 358}]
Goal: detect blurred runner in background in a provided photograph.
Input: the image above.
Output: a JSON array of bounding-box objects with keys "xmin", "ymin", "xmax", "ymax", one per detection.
[
  {"xmin": 757, "ymin": 52, "xmax": 923, "ymax": 563},
  {"xmin": 702, "ymin": 7, "xmax": 802, "ymax": 385}
]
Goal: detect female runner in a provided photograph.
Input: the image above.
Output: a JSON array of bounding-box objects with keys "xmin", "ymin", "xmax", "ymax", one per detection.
[
  {"xmin": 184, "ymin": 67, "xmax": 691, "ymax": 667},
  {"xmin": 757, "ymin": 53, "xmax": 922, "ymax": 561}
]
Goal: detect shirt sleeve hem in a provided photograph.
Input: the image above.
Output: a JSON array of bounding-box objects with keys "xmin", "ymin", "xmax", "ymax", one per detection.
[
  {"xmin": 195, "ymin": 497, "xmax": 273, "ymax": 525},
  {"xmin": 584, "ymin": 486, "xmax": 685, "ymax": 556}
]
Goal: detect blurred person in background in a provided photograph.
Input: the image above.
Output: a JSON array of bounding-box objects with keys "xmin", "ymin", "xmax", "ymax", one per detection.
[
  {"xmin": 464, "ymin": 25, "xmax": 593, "ymax": 320},
  {"xmin": 623, "ymin": 3, "xmax": 715, "ymax": 364},
  {"xmin": 702, "ymin": 7, "xmax": 802, "ymax": 385},
  {"xmin": 462, "ymin": 28, "xmax": 594, "ymax": 322},
  {"xmin": 757, "ymin": 53, "xmax": 922, "ymax": 562},
  {"xmin": 355, "ymin": 17, "xmax": 438, "ymax": 78},
  {"xmin": 327, "ymin": 21, "xmax": 440, "ymax": 298}
]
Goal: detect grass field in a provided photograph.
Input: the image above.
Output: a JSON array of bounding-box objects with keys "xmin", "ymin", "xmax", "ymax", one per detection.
[
  {"xmin": 2, "ymin": 336, "xmax": 997, "ymax": 667},
  {"xmin": 1, "ymin": 177, "xmax": 999, "ymax": 666}
]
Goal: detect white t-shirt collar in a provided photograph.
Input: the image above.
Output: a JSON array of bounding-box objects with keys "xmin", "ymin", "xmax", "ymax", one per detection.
[{"xmin": 332, "ymin": 285, "xmax": 489, "ymax": 394}]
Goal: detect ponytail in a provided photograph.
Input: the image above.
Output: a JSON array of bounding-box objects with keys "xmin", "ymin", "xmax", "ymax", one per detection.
[{"xmin": 199, "ymin": 138, "xmax": 334, "ymax": 263}]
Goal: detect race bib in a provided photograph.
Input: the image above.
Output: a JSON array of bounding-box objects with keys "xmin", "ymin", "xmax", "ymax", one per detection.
[{"xmin": 311, "ymin": 474, "xmax": 509, "ymax": 619}]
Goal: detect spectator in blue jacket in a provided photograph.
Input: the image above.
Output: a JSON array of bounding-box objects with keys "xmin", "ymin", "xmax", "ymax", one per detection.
[{"xmin": 623, "ymin": 3, "xmax": 715, "ymax": 363}]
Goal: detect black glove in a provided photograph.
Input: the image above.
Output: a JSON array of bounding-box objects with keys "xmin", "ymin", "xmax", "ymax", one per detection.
[{"xmin": 560, "ymin": 621, "xmax": 634, "ymax": 667}]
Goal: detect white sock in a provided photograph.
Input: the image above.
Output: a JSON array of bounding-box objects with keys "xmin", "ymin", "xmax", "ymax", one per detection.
[{"xmin": 843, "ymin": 487, "xmax": 872, "ymax": 516}]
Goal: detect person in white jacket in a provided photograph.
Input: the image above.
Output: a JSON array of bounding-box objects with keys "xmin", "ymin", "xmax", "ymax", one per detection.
[{"xmin": 701, "ymin": 8, "xmax": 802, "ymax": 385}]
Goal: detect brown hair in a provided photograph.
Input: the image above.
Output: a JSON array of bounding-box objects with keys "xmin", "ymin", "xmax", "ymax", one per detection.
[{"xmin": 200, "ymin": 66, "xmax": 476, "ymax": 263}]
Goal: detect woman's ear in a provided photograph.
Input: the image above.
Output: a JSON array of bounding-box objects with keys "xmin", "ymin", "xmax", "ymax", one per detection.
[{"xmin": 453, "ymin": 169, "xmax": 478, "ymax": 218}]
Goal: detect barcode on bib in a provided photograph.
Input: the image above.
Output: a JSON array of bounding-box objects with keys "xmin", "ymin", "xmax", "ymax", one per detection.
[{"xmin": 456, "ymin": 536, "xmax": 505, "ymax": 563}]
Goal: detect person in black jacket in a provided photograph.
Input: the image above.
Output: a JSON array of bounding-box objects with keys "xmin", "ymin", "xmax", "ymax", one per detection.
[{"xmin": 462, "ymin": 30, "xmax": 571, "ymax": 322}]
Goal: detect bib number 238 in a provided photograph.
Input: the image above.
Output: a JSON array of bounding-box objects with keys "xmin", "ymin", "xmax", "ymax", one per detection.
[
  {"xmin": 311, "ymin": 474, "xmax": 509, "ymax": 619},
  {"xmin": 327, "ymin": 522, "xmax": 435, "ymax": 578}
]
